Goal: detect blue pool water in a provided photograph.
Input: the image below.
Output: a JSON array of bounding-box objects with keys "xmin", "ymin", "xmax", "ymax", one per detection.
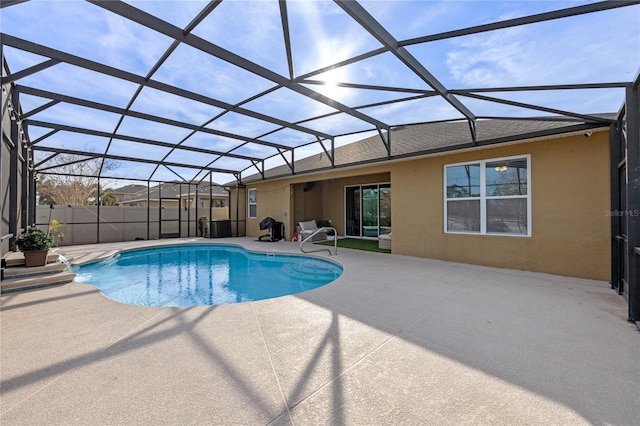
[{"xmin": 75, "ymin": 245, "xmax": 342, "ymax": 307}]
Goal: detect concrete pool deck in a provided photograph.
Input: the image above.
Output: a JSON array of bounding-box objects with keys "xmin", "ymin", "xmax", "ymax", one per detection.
[{"xmin": 1, "ymin": 237, "xmax": 639, "ymax": 425}]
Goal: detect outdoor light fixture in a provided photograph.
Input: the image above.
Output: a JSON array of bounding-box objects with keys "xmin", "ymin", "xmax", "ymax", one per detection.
[{"xmin": 495, "ymin": 165, "xmax": 508, "ymax": 172}]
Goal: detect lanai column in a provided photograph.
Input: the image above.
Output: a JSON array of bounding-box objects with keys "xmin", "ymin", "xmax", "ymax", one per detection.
[{"xmin": 626, "ymin": 81, "xmax": 639, "ymax": 324}]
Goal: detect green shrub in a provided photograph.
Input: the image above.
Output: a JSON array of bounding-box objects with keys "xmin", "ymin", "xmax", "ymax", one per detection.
[{"xmin": 15, "ymin": 227, "xmax": 54, "ymax": 251}]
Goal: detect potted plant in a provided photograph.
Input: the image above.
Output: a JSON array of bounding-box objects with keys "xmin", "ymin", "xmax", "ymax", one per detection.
[{"xmin": 14, "ymin": 226, "xmax": 54, "ymax": 267}]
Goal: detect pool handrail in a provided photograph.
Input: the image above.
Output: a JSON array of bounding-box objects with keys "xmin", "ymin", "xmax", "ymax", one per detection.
[{"xmin": 300, "ymin": 227, "xmax": 338, "ymax": 256}]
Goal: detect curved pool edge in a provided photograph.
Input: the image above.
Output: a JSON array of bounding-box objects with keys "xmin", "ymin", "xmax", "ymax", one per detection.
[
  {"xmin": 69, "ymin": 239, "xmax": 345, "ymax": 307},
  {"xmin": 64, "ymin": 239, "xmax": 344, "ymax": 270}
]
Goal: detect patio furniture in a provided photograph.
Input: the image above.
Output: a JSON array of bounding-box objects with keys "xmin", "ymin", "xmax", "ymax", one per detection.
[
  {"xmin": 298, "ymin": 220, "xmax": 327, "ymax": 242},
  {"xmin": 259, "ymin": 217, "xmax": 284, "ymax": 242}
]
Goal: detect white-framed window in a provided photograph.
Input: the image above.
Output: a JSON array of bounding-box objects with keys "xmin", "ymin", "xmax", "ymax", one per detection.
[
  {"xmin": 248, "ymin": 188, "xmax": 257, "ymax": 219},
  {"xmin": 444, "ymin": 155, "xmax": 531, "ymax": 236}
]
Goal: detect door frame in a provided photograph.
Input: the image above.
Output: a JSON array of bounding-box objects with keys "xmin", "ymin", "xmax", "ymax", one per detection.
[
  {"xmin": 159, "ymin": 198, "xmax": 180, "ymax": 239},
  {"xmin": 344, "ymin": 182, "xmax": 391, "ymax": 239}
]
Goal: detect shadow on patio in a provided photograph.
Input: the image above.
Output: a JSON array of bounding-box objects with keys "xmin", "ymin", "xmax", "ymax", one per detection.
[{"xmin": 1, "ymin": 239, "xmax": 638, "ymax": 425}]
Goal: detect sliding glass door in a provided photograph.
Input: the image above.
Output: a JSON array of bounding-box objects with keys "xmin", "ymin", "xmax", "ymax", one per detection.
[
  {"xmin": 345, "ymin": 183, "xmax": 391, "ymax": 238},
  {"xmin": 345, "ymin": 186, "xmax": 360, "ymax": 237},
  {"xmin": 379, "ymin": 183, "xmax": 391, "ymax": 234},
  {"xmin": 362, "ymin": 185, "xmax": 379, "ymax": 237}
]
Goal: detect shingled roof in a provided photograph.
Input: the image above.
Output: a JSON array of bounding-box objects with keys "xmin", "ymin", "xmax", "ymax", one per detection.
[
  {"xmin": 240, "ymin": 116, "xmax": 614, "ymax": 183},
  {"xmin": 119, "ymin": 182, "xmax": 228, "ymax": 204}
]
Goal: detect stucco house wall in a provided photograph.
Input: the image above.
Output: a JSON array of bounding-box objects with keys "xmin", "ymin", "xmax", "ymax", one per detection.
[
  {"xmin": 245, "ymin": 180, "xmax": 293, "ymax": 238},
  {"xmin": 240, "ymin": 130, "xmax": 610, "ymax": 280},
  {"xmin": 389, "ymin": 131, "xmax": 610, "ymax": 280}
]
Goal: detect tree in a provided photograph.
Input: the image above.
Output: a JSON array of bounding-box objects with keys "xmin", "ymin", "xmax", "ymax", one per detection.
[
  {"xmin": 36, "ymin": 153, "xmax": 118, "ymax": 206},
  {"xmin": 90, "ymin": 185, "xmax": 118, "ymax": 206}
]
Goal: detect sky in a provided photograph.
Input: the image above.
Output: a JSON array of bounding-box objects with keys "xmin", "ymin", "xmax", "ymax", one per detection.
[{"xmin": 2, "ymin": 0, "xmax": 639, "ymax": 186}]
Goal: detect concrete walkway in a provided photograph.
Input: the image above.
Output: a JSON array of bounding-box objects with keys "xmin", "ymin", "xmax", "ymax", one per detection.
[{"xmin": 1, "ymin": 238, "xmax": 638, "ymax": 425}]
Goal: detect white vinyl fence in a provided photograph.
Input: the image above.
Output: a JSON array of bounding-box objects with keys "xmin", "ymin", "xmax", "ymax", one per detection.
[{"xmin": 35, "ymin": 205, "xmax": 229, "ymax": 246}]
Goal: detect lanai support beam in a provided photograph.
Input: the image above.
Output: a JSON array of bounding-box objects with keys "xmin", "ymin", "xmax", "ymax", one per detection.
[
  {"xmin": 20, "ymin": 126, "xmax": 28, "ymax": 230},
  {"xmin": 611, "ymin": 116, "xmax": 624, "ymax": 295},
  {"xmin": 17, "ymin": 85, "xmax": 290, "ymax": 155},
  {"xmin": 460, "ymin": 92, "xmax": 612, "ymax": 124},
  {"xmin": 469, "ymin": 119, "xmax": 477, "ymax": 145},
  {"xmin": 8, "ymin": 87, "xmax": 19, "ymax": 238},
  {"xmin": 146, "ymin": 180, "xmax": 151, "ymax": 240},
  {"xmin": 316, "ymin": 137, "xmax": 334, "ymax": 167},
  {"xmin": 87, "ymin": 1, "xmax": 389, "ymax": 132},
  {"xmin": 401, "ymin": 1, "xmax": 640, "ymax": 46},
  {"xmin": 37, "ymin": 155, "xmax": 97, "ymax": 172},
  {"xmin": 376, "ymin": 127, "xmax": 391, "ymax": 157},
  {"xmin": 277, "ymin": 148, "xmax": 294, "ymax": 175},
  {"xmin": 0, "ymin": 59, "xmax": 61, "ymax": 85},
  {"xmin": 30, "ymin": 129, "xmax": 59, "ymax": 145},
  {"xmin": 335, "ymin": 0, "xmax": 476, "ymax": 125},
  {"xmin": 28, "ymin": 148, "xmax": 36, "ymax": 226},
  {"xmin": 278, "ymin": 0, "xmax": 295, "ymax": 80},
  {"xmin": 626, "ymin": 81, "xmax": 640, "ymax": 324},
  {"xmin": 25, "ymin": 119, "xmax": 262, "ymax": 162},
  {"xmin": 250, "ymin": 161, "xmax": 264, "ymax": 180},
  {"xmin": 21, "ymin": 100, "xmax": 61, "ymax": 120},
  {"xmin": 34, "ymin": 145, "xmax": 237, "ymax": 175},
  {"xmin": 233, "ymin": 172, "xmax": 242, "ymax": 186},
  {"xmin": 1, "ymin": 34, "xmax": 333, "ymax": 142}
]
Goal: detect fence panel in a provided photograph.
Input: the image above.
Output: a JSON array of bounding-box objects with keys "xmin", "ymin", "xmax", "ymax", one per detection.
[{"xmin": 36, "ymin": 204, "xmax": 232, "ymax": 244}]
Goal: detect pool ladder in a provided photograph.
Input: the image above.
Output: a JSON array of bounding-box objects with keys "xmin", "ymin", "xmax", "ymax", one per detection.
[{"xmin": 300, "ymin": 227, "xmax": 338, "ymax": 256}]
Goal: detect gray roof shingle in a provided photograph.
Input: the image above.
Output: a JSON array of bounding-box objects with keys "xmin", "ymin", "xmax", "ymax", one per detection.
[{"xmin": 240, "ymin": 116, "xmax": 613, "ymax": 183}]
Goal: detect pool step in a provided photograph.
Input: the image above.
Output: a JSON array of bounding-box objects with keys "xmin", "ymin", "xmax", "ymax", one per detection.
[
  {"xmin": 3, "ymin": 262, "xmax": 67, "ymax": 279},
  {"xmin": 3, "ymin": 250, "xmax": 59, "ymax": 267},
  {"xmin": 1, "ymin": 251, "xmax": 74, "ymax": 294},
  {"xmin": 1, "ymin": 272, "xmax": 76, "ymax": 294}
]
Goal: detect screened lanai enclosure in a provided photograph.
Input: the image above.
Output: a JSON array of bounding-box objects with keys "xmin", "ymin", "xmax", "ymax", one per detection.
[{"xmin": 1, "ymin": 1, "xmax": 639, "ymax": 321}]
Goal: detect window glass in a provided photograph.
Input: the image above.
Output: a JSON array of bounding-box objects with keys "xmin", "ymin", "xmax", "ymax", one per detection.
[
  {"xmin": 248, "ymin": 189, "xmax": 257, "ymax": 218},
  {"xmin": 444, "ymin": 156, "xmax": 530, "ymax": 236},
  {"xmin": 487, "ymin": 198, "xmax": 528, "ymax": 234},
  {"xmin": 362, "ymin": 185, "xmax": 379, "ymax": 237},
  {"xmin": 345, "ymin": 186, "xmax": 361, "ymax": 237},
  {"xmin": 446, "ymin": 164, "xmax": 480, "ymax": 198},
  {"xmin": 486, "ymin": 159, "xmax": 528, "ymax": 196},
  {"xmin": 379, "ymin": 183, "xmax": 391, "ymax": 235},
  {"xmin": 446, "ymin": 200, "xmax": 480, "ymax": 232}
]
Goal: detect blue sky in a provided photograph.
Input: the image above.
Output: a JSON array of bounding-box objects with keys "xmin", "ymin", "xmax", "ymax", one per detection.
[{"xmin": 2, "ymin": 0, "xmax": 639, "ymax": 184}]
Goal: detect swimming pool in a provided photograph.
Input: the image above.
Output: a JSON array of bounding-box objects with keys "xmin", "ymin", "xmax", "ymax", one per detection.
[{"xmin": 75, "ymin": 245, "xmax": 342, "ymax": 307}]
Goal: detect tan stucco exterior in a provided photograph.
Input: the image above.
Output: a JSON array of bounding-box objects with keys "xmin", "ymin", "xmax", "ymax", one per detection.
[{"xmin": 239, "ymin": 131, "xmax": 611, "ymax": 280}]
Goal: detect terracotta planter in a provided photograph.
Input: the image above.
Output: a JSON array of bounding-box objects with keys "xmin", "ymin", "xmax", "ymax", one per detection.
[{"xmin": 23, "ymin": 249, "xmax": 49, "ymax": 267}]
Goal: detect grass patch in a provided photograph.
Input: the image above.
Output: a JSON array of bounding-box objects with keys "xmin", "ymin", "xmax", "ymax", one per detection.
[{"xmin": 316, "ymin": 238, "xmax": 390, "ymax": 253}]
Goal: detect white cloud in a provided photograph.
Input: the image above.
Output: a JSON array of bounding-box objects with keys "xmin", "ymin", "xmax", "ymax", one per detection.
[
  {"xmin": 446, "ymin": 27, "xmax": 532, "ymax": 87},
  {"xmin": 362, "ymin": 96, "xmax": 462, "ymax": 124},
  {"xmin": 97, "ymin": 12, "xmax": 173, "ymax": 74},
  {"xmin": 18, "ymin": 62, "xmax": 139, "ymax": 107},
  {"xmin": 29, "ymin": 103, "xmax": 122, "ymax": 133},
  {"xmin": 131, "ymin": 87, "xmax": 219, "ymax": 125},
  {"xmin": 445, "ymin": 7, "xmax": 640, "ymax": 88}
]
